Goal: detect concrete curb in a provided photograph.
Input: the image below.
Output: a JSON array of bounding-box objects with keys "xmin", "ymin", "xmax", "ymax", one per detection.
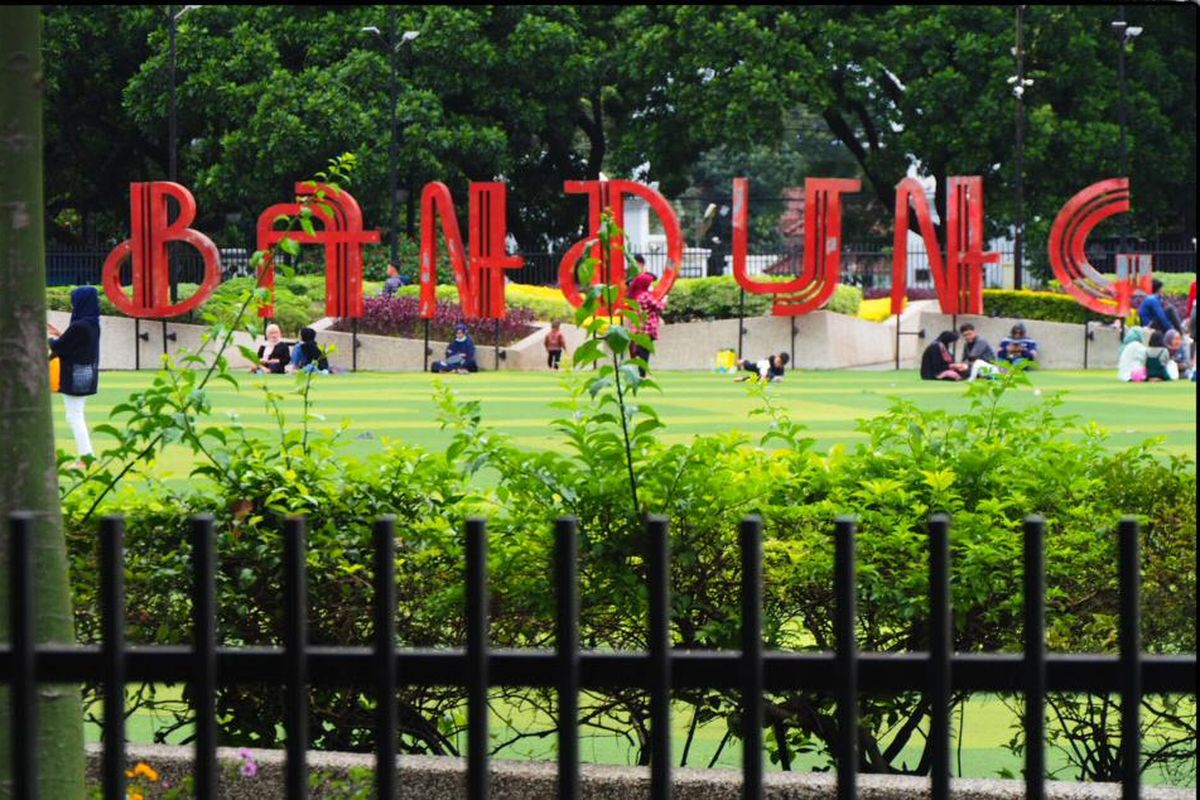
[{"xmin": 90, "ymin": 744, "xmax": 1194, "ymax": 799}]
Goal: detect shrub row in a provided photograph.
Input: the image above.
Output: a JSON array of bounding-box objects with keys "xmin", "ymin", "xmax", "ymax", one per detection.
[
  {"xmin": 62, "ymin": 371, "xmax": 1195, "ymax": 776},
  {"xmin": 662, "ymin": 275, "xmax": 862, "ymax": 322}
]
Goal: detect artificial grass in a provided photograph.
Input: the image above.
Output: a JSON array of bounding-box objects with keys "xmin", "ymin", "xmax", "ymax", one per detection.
[{"xmin": 58, "ymin": 369, "xmax": 1197, "ymax": 479}]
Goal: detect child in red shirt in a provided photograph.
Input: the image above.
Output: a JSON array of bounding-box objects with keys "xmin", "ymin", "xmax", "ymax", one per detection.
[{"xmin": 544, "ymin": 320, "xmax": 567, "ymax": 369}]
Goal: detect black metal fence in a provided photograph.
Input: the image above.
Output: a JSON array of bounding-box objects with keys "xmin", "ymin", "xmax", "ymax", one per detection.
[
  {"xmin": 47, "ymin": 240, "xmax": 1193, "ymax": 291},
  {"xmin": 3, "ymin": 512, "xmax": 1196, "ymax": 799}
]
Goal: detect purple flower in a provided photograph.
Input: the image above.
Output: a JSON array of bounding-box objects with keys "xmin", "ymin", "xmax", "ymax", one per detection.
[
  {"xmin": 237, "ymin": 748, "xmax": 258, "ymax": 779},
  {"xmin": 331, "ymin": 296, "xmax": 539, "ymax": 346}
]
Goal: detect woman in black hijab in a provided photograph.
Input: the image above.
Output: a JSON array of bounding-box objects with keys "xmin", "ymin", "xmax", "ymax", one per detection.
[
  {"xmin": 920, "ymin": 330, "xmax": 967, "ymax": 381},
  {"xmin": 48, "ymin": 286, "xmax": 102, "ymax": 458}
]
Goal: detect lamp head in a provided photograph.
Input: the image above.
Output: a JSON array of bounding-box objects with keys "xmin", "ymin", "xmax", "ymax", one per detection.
[{"xmin": 401, "ymin": 30, "xmax": 421, "ymax": 43}]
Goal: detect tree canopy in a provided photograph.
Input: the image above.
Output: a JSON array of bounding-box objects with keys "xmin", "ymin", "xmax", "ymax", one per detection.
[{"xmin": 43, "ymin": 4, "xmax": 1196, "ymax": 254}]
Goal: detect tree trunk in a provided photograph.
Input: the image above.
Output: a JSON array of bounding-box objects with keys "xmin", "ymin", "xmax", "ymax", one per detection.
[{"xmin": 0, "ymin": 8, "xmax": 87, "ymax": 799}]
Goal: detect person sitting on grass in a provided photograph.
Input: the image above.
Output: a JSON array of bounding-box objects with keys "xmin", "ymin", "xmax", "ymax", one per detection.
[
  {"xmin": 544, "ymin": 319, "xmax": 567, "ymax": 370},
  {"xmin": 252, "ymin": 324, "xmax": 290, "ymax": 374},
  {"xmin": 920, "ymin": 331, "xmax": 968, "ymax": 381},
  {"xmin": 1143, "ymin": 330, "xmax": 1177, "ymax": 381},
  {"xmin": 290, "ymin": 327, "xmax": 330, "ymax": 374},
  {"xmin": 998, "ymin": 322, "xmax": 1038, "ymax": 367},
  {"xmin": 431, "ymin": 322, "xmax": 478, "ymax": 374},
  {"xmin": 958, "ymin": 323, "xmax": 1000, "ymax": 381},
  {"xmin": 734, "ymin": 352, "xmax": 790, "ymax": 383},
  {"xmin": 1117, "ymin": 327, "xmax": 1150, "ymax": 382}
]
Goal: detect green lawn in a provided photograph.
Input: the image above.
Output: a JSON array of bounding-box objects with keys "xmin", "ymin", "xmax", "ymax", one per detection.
[
  {"xmin": 59, "ymin": 369, "xmax": 1197, "ymax": 477},
  {"xmin": 66, "ymin": 368, "xmax": 1195, "ymax": 784}
]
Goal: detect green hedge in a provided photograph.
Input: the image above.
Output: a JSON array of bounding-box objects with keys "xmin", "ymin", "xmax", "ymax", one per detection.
[
  {"xmin": 981, "ymin": 290, "xmax": 1111, "ymax": 325},
  {"xmin": 48, "ymin": 277, "xmax": 329, "ymax": 337},
  {"xmin": 663, "ymin": 275, "xmax": 861, "ymax": 322}
]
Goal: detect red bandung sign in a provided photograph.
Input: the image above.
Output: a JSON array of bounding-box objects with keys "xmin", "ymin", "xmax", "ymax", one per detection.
[{"xmin": 103, "ymin": 176, "xmax": 1140, "ymax": 321}]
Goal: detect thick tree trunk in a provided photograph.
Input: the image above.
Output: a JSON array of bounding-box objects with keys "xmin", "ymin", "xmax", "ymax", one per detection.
[{"xmin": 0, "ymin": 8, "xmax": 87, "ymax": 799}]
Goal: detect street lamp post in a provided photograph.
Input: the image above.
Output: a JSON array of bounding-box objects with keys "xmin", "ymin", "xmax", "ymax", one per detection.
[
  {"xmin": 1011, "ymin": 6, "xmax": 1030, "ymax": 291},
  {"xmin": 1111, "ymin": 9, "xmax": 1142, "ymax": 260},
  {"xmin": 167, "ymin": 4, "xmax": 200, "ymax": 308},
  {"xmin": 362, "ymin": 21, "xmax": 419, "ymax": 265}
]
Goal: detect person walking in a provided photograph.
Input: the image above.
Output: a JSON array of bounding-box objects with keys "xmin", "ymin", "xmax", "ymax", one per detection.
[
  {"xmin": 627, "ymin": 271, "xmax": 665, "ymax": 376},
  {"xmin": 47, "ymin": 286, "xmax": 102, "ymax": 461}
]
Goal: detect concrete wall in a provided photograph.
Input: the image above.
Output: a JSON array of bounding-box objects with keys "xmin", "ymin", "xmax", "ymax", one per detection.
[
  {"xmin": 62, "ymin": 305, "xmax": 1119, "ymax": 374},
  {"xmin": 88, "ymin": 744, "xmax": 1193, "ymax": 800},
  {"xmin": 915, "ymin": 313, "xmax": 1121, "ymax": 370}
]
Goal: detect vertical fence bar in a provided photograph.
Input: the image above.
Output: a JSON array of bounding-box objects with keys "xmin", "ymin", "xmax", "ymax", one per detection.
[
  {"xmin": 740, "ymin": 516, "xmax": 764, "ymax": 800},
  {"xmin": 647, "ymin": 515, "xmax": 672, "ymax": 800},
  {"xmin": 9, "ymin": 513, "xmax": 37, "ymax": 800},
  {"xmin": 1118, "ymin": 517, "xmax": 1141, "ymax": 800},
  {"xmin": 1023, "ymin": 515, "xmax": 1046, "ymax": 800},
  {"xmin": 191, "ymin": 515, "xmax": 218, "ymax": 800},
  {"xmin": 556, "ymin": 517, "xmax": 580, "ymax": 800},
  {"xmin": 928, "ymin": 515, "xmax": 952, "ymax": 800},
  {"xmin": 466, "ymin": 518, "xmax": 490, "ymax": 800},
  {"xmin": 101, "ymin": 516, "xmax": 126, "ymax": 800},
  {"xmin": 284, "ymin": 517, "xmax": 308, "ymax": 800},
  {"xmin": 833, "ymin": 516, "xmax": 857, "ymax": 800},
  {"xmin": 374, "ymin": 516, "xmax": 398, "ymax": 800}
]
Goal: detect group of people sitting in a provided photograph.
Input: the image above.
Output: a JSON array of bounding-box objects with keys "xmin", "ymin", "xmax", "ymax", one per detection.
[
  {"xmin": 1118, "ymin": 279, "xmax": 1196, "ymax": 382},
  {"xmin": 921, "ymin": 322, "xmax": 1038, "ymax": 381},
  {"xmin": 252, "ymin": 324, "xmax": 331, "ymax": 375}
]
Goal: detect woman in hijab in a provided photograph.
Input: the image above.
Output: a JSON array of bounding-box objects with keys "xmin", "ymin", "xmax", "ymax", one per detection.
[
  {"xmin": 1117, "ymin": 326, "xmax": 1149, "ymax": 382},
  {"xmin": 47, "ymin": 286, "xmax": 102, "ymax": 459},
  {"xmin": 627, "ymin": 270, "xmax": 665, "ymax": 376},
  {"xmin": 920, "ymin": 330, "xmax": 968, "ymax": 381}
]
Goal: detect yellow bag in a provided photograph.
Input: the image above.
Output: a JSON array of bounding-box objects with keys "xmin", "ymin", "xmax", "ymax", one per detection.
[{"xmin": 49, "ymin": 355, "xmax": 61, "ymax": 392}]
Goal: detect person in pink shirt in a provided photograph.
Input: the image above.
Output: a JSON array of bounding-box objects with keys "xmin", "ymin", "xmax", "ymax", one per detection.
[{"xmin": 627, "ymin": 270, "xmax": 665, "ymax": 376}]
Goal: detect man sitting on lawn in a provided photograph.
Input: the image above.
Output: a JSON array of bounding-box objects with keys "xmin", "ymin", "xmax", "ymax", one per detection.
[
  {"xmin": 998, "ymin": 323, "xmax": 1038, "ymax": 367},
  {"xmin": 431, "ymin": 323, "xmax": 479, "ymax": 374}
]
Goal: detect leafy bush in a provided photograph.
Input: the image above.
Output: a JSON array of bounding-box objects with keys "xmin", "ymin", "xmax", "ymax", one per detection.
[
  {"xmin": 46, "ymin": 277, "xmax": 325, "ymax": 337},
  {"xmin": 663, "ymin": 276, "xmax": 861, "ymax": 322}
]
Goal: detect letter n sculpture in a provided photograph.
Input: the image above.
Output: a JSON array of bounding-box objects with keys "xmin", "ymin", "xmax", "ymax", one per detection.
[
  {"xmin": 892, "ymin": 177, "xmax": 998, "ymax": 316},
  {"xmin": 419, "ymin": 182, "xmax": 524, "ymax": 320}
]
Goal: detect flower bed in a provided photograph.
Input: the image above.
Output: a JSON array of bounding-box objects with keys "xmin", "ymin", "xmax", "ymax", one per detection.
[{"xmin": 328, "ymin": 295, "xmax": 540, "ymax": 346}]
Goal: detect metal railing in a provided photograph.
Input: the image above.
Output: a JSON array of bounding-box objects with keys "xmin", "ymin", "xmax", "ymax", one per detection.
[{"xmin": 3, "ymin": 512, "xmax": 1195, "ymax": 799}]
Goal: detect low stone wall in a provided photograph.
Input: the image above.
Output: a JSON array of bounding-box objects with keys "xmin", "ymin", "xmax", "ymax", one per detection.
[
  {"xmin": 58, "ymin": 305, "xmax": 1121, "ymax": 374},
  {"xmin": 915, "ymin": 312, "xmax": 1121, "ymax": 371},
  {"xmin": 88, "ymin": 744, "xmax": 1193, "ymax": 799}
]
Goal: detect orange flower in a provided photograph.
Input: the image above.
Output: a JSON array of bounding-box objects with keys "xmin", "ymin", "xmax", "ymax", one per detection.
[
  {"xmin": 129, "ymin": 791, "xmax": 145, "ymax": 800},
  {"xmin": 129, "ymin": 762, "xmax": 159, "ymax": 782}
]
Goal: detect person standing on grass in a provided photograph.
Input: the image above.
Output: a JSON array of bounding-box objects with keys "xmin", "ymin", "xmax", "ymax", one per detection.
[
  {"xmin": 47, "ymin": 285, "xmax": 101, "ymax": 461},
  {"xmin": 627, "ymin": 270, "xmax": 665, "ymax": 377},
  {"xmin": 544, "ymin": 319, "xmax": 567, "ymax": 369}
]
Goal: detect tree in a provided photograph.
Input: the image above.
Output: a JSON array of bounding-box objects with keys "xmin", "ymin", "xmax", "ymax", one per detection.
[{"xmin": 0, "ymin": 8, "xmax": 86, "ymax": 799}]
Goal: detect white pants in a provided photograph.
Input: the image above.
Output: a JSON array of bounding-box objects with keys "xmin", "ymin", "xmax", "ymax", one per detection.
[
  {"xmin": 63, "ymin": 394, "xmax": 93, "ymax": 457},
  {"xmin": 968, "ymin": 360, "xmax": 1000, "ymax": 381}
]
